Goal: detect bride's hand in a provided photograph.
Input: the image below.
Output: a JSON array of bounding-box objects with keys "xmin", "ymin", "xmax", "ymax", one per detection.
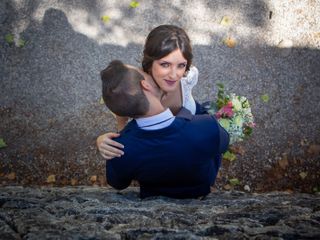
[{"xmin": 96, "ymin": 132, "xmax": 124, "ymax": 160}]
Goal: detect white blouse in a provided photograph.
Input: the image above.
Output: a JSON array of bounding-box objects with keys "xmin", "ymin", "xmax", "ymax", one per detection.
[{"xmin": 180, "ymin": 66, "xmax": 199, "ymax": 114}]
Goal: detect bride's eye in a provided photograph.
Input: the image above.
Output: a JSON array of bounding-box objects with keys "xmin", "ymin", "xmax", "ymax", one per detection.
[
  {"xmin": 160, "ymin": 62, "xmax": 170, "ymax": 68},
  {"xmin": 178, "ymin": 63, "xmax": 187, "ymax": 69}
]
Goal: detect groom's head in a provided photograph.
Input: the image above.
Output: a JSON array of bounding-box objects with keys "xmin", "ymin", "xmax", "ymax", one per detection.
[{"xmin": 101, "ymin": 60, "xmax": 154, "ymax": 118}]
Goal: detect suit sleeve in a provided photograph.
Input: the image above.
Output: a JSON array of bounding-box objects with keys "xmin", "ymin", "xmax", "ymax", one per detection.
[{"xmin": 106, "ymin": 154, "xmax": 134, "ymax": 190}]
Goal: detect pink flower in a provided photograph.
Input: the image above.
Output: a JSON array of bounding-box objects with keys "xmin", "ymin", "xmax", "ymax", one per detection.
[{"xmin": 215, "ymin": 101, "xmax": 234, "ymax": 119}]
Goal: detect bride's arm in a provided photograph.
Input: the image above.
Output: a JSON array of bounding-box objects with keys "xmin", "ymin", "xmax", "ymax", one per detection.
[{"xmin": 96, "ymin": 115, "xmax": 128, "ymax": 160}]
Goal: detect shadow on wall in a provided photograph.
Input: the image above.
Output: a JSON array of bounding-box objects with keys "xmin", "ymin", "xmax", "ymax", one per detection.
[{"xmin": 0, "ymin": 3, "xmax": 319, "ymax": 191}]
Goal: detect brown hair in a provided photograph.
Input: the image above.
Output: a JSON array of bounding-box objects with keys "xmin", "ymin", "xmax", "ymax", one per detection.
[
  {"xmin": 142, "ymin": 25, "xmax": 193, "ymax": 75},
  {"xmin": 101, "ymin": 60, "xmax": 149, "ymax": 118}
]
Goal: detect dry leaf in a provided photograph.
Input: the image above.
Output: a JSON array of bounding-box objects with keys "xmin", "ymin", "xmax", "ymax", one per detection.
[
  {"xmin": 299, "ymin": 172, "xmax": 308, "ymax": 180},
  {"xmin": 223, "ymin": 184, "xmax": 232, "ymax": 190},
  {"xmin": 90, "ymin": 175, "xmax": 97, "ymax": 182},
  {"xmin": 307, "ymin": 144, "xmax": 320, "ymax": 156},
  {"xmin": 99, "ymin": 97, "xmax": 105, "ymax": 105},
  {"xmin": 47, "ymin": 174, "xmax": 56, "ymax": 183},
  {"xmin": 101, "ymin": 15, "xmax": 110, "ymax": 24},
  {"xmin": 98, "ymin": 175, "xmax": 106, "ymax": 185},
  {"xmin": 223, "ymin": 37, "xmax": 236, "ymax": 48},
  {"xmin": 229, "ymin": 145, "xmax": 245, "ymax": 155},
  {"xmin": 130, "ymin": 1, "xmax": 140, "ymax": 8},
  {"xmin": 6, "ymin": 172, "xmax": 16, "ymax": 180},
  {"xmin": 314, "ymin": 32, "xmax": 320, "ymax": 39},
  {"xmin": 244, "ymin": 185, "xmax": 251, "ymax": 192},
  {"xmin": 278, "ymin": 155, "xmax": 289, "ymax": 170},
  {"xmin": 0, "ymin": 138, "xmax": 7, "ymax": 148},
  {"xmin": 220, "ymin": 16, "xmax": 232, "ymax": 26},
  {"xmin": 71, "ymin": 178, "xmax": 78, "ymax": 186}
]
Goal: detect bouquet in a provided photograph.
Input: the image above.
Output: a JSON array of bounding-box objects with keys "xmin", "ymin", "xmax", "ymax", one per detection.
[{"xmin": 207, "ymin": 83, "xmax": 255, "ymax": 145}]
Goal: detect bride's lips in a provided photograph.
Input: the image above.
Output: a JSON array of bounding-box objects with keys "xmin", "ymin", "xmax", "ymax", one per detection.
[{"xmin": 164, "ymin": 79, "xmax": 176, "ymax": 86}]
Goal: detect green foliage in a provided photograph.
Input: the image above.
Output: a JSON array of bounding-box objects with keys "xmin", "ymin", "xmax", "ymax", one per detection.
[
  {"xmin": 223, "ymin": 151, "xmax": 236, "ymax": 161},
  {"xmin": 313, "ymin": 186, "xmax": 320, "ymax": 193},
  {"xmin": 261, "ymin": 94, "xmax": 269, "ymax": 103},
  {"xmin": 18, "ymin": 38, "xmax": 26, "ymax": 48},
  {"xmin": 0, "ymin": 138, "xmax": 7, "ymax": 148},
  {"xmin": 216, "ymin": 83, "xmax": 229, "ymax": 109},
  {"xmin": 5, "ymin": 33, "xmax": 14, "ymax": 44},
  {"xmin": 229, "ymin": 178, "xmax": 240, "ymax": 186},
  {"xmin": 5, "ymin": 34, "xmax": 26, "ymax": 48},
  {"xmin": 101, "ymin": 15, "xmax": 110, "ymax": 23},
  {"xmin": 243, "ymin": 126, "xmax": 253, "ymax": 136},
  {"xmin": 130, "ymin": 1, "xmax": 140, "ymax": 8}
]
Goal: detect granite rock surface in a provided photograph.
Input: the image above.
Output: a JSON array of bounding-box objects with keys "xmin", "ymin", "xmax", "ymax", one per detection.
[{"xmin": 1, "ymin": 186, "xmax": 320, "ymax": 240}]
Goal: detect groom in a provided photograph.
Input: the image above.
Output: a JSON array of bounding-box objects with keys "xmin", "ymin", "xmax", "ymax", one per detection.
[{"xmin": 100, "ymin": 60, "xmax": 229, "ymax": 199}]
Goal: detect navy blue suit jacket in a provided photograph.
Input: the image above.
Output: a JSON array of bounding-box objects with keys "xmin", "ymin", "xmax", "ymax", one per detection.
[{"xmin": 106, "ymin": 108, "xmax": 229, "ymax": 199}]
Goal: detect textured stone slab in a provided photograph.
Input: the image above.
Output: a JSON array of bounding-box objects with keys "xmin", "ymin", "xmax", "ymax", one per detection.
[{"xmin": 0, "ymin": 186, "xmax": 319, "ymax": 239}]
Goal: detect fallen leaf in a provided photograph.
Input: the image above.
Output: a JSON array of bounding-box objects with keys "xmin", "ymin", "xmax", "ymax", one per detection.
[
  {"xmin": 229, "ymin": 178, "xmax": 240, "ymax": 186},
  {"xmin": 101, "ymin": 15, "xmax": 110, "ymax": 24},
  {"xmin": 0, "ymin": 138, "xmax": 7, "ymax": 148},
  {"xmin": 18, "ymin": 38, "xmax": 26, "ymax": 48},
  {"xmin": 71, "ymin": 178, "xmax": 78, "ymax": 186},
  {"xmin": 220, "ymin": 16, "xmax": 232, "ymax": 26},
  {"xmin": 223, "ymin": 151, "xmax": 236, "ymax": 161},
  {"xmin": 5, "ymin": 33, "xmax": 14, "ymax": 44},
  {"xmin": 6, "ymin": 172, "xmax": 16, "ymax": 180},
  {"xmin": 98, "ymin": 175, "xmax": 106, "ymax": 185},
  {"xmin": 90, "ymin": 175, "xmax": 97, "ymax": 182},
  {"xmin": 47, "ymin": 174, "xmax": 56, "ymax": 183},
  {"xmin": 300, "ymin": 138, "xmax": 308, "ymax": 146},
  {"xmin": 278, "ymin": 155, "xmax": 289, "ymax": 170},
  {"xmin": 299, "ymin": 172, "xmax": 307, "ymax": 180},
  {"xmin": 99, "ymin": 97, "xmax": 105, "ymax": 104},
  {"xmin": 307, "ymin": 144, "xmax": 320, "ymax": 156},
  {"xmin": 130, "ymin": 1, "xmax": 140, "ymax": 8},
  {"xmin": 223, "ymin": 37, "xmax": 236, "ymax": 48},
  {"xmin": 313, "ymin": 186, "xmax": 320, "ymax": 193},
  {"xmin": 261, "ymin": 94, "xmax": 269, "ymax": 103},
  {"xmin": 229, "ymin": 145, "xmax": 245, "ymax": 155},
  {"xmin": 244, "ymin": 185, "xmax": 250, "ymax": 192},
  {"xmin": 61, "ymin": 177, "xmax": 68, "ymax": 185},
  {"xmin": 223, "ymin": 184, "xmax": 232, "ymax": 190}
]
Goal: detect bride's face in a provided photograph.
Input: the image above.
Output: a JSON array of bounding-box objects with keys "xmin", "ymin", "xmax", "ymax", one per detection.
[{"xmin": 151, "ymin": 48, "xmax": 187, "ymax": 93}]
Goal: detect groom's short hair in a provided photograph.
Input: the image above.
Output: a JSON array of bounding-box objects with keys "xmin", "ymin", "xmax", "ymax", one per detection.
[{"xmin": 101, "ymin": 60, "xmax": 149, "ymax": 118}]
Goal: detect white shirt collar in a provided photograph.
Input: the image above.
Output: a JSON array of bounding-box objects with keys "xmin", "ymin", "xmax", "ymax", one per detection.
[{"xmin": 136, "ymin": 108, "xmax": 175, "ymax": 130}]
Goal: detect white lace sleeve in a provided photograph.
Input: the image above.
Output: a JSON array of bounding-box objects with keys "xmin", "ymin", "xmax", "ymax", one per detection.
[{"xmin": 180, "ymin": 66, "xmax": 199, "ymax": 115}]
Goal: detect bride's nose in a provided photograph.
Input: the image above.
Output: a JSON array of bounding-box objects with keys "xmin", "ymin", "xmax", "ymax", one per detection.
[{"xmin": 168, "ymin": 67, "xmax": 178, "ymax": 79}]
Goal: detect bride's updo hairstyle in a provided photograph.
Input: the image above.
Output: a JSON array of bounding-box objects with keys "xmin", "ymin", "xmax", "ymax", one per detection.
[{"xmin": 142, "ymin": 25, "xmax": 193, "ymax": 74}]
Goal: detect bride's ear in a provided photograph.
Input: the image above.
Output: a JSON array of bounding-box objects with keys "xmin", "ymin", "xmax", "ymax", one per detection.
[{"xmin": 140, "ymin": 79, "xmax": 151, "ymax": 91}]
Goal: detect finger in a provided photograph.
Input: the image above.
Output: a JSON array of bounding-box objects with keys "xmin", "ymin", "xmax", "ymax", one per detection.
[
  {"xmin": 106, "ymin": 132, "xmax": 121, "ymax": 138},
  {"xmin": 102, "ymin": 143, "xmax": 124, "ymax": 155},
  {"xmin": 101, "ymin": 152, "xmax": 116, "ymax": 160},
  {"xmin": 105, "ymin": 139, "xmax": 124, "ymax": 149}
]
